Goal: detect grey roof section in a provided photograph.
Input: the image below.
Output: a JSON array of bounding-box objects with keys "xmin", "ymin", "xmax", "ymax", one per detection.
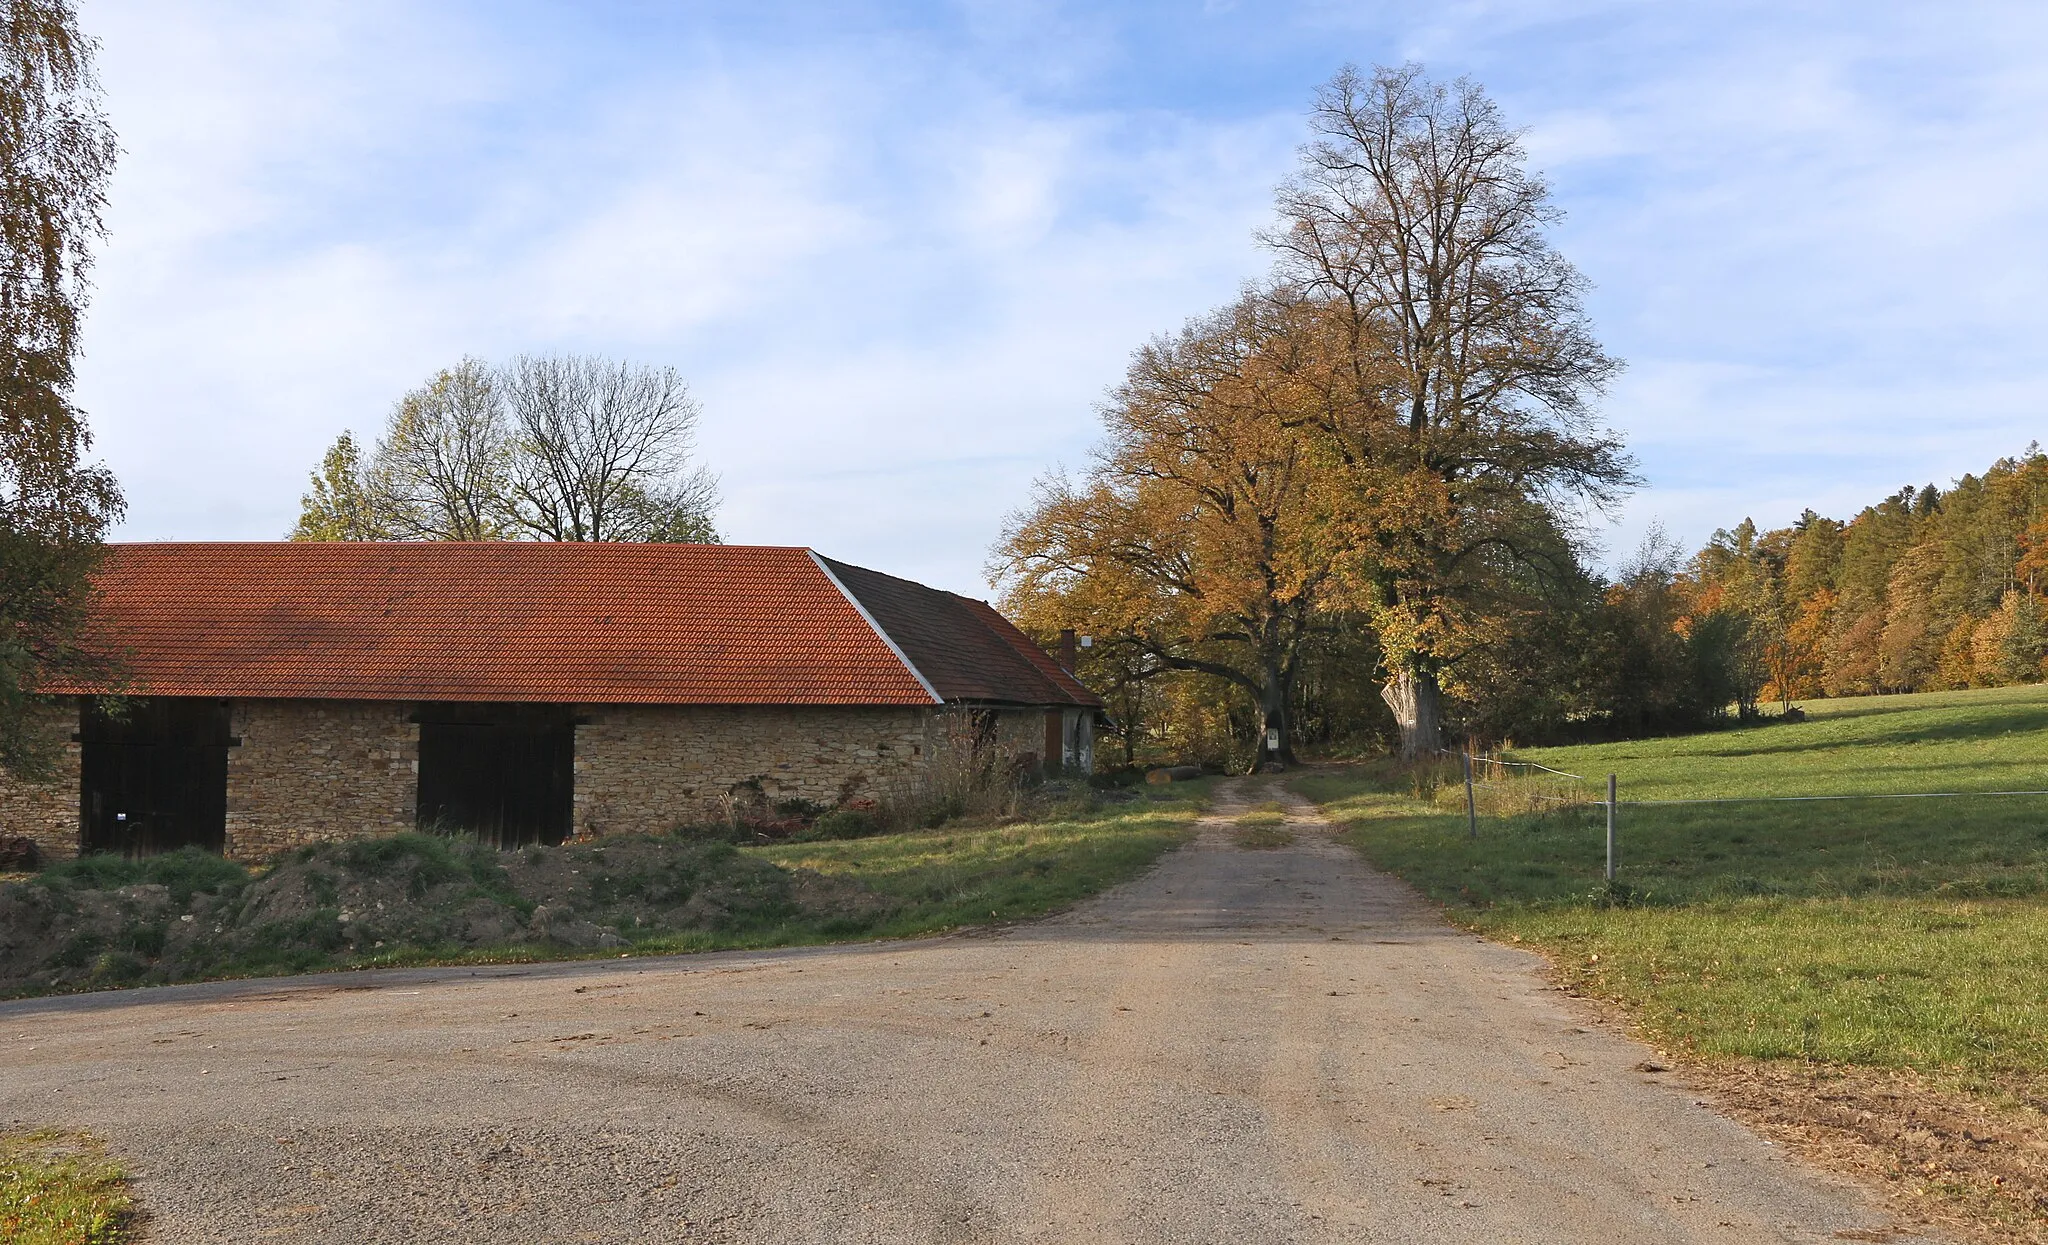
[{"xmin": 817, "ymin": 556, "xmax": 1102, "ymax": 709}]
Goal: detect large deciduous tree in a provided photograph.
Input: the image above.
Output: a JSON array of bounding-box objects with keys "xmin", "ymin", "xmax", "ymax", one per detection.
[
  {"xmin": 501, "ymin": 353, "xmax": 718, "ymax": 543},
  {"xmin": 1266, "ymin": 64, "xmax": 1630, "ymax": 757},
  {"xmin": 0, "ymin": 0, "xmax": 120, "ymax": 775},
  {"xmin": 995, "ymin": 292, "xmax": 1340, "ymax": 768},
  {"xmin": 368, "ymin": 358, "xmax": 509, "ymax": 541}
]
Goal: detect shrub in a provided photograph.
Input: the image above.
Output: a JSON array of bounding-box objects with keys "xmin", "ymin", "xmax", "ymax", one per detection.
[
  {"xmin": 0, "ymin": 835, "xmax": 40, "ymax": 871},
  {"xmin": 801, "ymin": 809, "xmax": 881, "ymax": 841},
  {"xmin": 872, "ymin": 709, "xmax": 1033, "ymax": 832},
  {"xmin": 671, "ymin": 820, "xmax": 747, "ymax": 844}
]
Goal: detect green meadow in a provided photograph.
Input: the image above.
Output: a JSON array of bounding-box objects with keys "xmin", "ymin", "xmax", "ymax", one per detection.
[{"xmin": 1294, "ymin": 685, "xmax": 2048, "ymax": 1096}]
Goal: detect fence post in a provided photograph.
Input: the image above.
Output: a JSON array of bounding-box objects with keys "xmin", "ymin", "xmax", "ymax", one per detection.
[
  {"xmin": 1464, "ymin": 751, "xmax": 1478, "ymax": 841},
  {"xmin": 1605, "ymin": 773, "xmax": 1618, "ymax": 882}
]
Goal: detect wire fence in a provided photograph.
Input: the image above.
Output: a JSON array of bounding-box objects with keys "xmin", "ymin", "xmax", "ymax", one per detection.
[{"xmin": 1431, "ymin": 746, "xmax": 2048, "ymax": 882}]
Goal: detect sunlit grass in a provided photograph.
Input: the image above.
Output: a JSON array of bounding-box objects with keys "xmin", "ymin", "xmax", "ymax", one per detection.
[
  {"xmin": 0, "ymin": 1131, "xmax": 132, "ymax": 1245},
  {"xmin": 1505, "ymin": 898, "xmax": 2048, "ymax": 1095},
  {"xmin": 750, "ymin": 782, "xmax": 1212, "ymax": 932},
  {"xmin": 1518, "ymin": 683, "xmax": 2048, "ymax": 801}
]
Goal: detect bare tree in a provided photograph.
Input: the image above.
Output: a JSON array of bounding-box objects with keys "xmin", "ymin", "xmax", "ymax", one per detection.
[
  {"xmin": 500, "ymin": 353, "xmax": 718, "ymax": 542},
  {"xmin": 366, "ymin": 357, "xmax": 509, "ymax": 541},
  {"xmin": 1265, "ymin": 64, "xmax": 1630, "ymax": 757}
]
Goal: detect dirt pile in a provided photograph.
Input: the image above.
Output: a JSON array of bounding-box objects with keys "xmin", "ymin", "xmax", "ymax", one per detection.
[{"xmin": 0, "ymin": 833, "xmax": 894, "ymax": 996}]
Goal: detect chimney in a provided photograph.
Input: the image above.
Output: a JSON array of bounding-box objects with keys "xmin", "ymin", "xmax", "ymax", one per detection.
[{"xmin": 1057, "ymin": 628, "xmax": 1077, "ymax": 673}]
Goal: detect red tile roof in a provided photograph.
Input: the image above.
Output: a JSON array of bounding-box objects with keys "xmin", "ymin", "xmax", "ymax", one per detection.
[{"xmin": 53, "ymin": 542, "xmax": 1097, "ymax": 709}]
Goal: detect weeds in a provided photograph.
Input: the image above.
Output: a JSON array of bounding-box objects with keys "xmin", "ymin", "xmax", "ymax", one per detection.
[
  {"xmin": 34, "ymin": 848, "xmax": 245, "ymax": 906},
  {"xmin": 0, "ymin": 1130, "xmax": 133, "ymax": 1245},
  {"xmin": 2, "ymin": 780, "xmax": 1218, "ymax": 998}
]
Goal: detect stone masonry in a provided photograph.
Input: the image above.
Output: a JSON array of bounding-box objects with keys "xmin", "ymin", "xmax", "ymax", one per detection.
[
  {"xmin": 225, "ymin": 700, "xmax": 418, "ymax": 860},
  {"xmin": 0, "ymin": 702, "xmax": 82, "ymax": 862},
  {"xmin": 572, "ymin": 704, "xmax": 934, "ymax": 835},
  {"xmin": 6, "ymin": 699, "xmax": 1067, "ymax": 860}
]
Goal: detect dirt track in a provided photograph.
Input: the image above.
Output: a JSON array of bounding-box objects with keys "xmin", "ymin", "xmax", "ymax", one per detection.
[{"xmin": 1, "ymin": 782, "xmax": 1935, "ymax": 1243}]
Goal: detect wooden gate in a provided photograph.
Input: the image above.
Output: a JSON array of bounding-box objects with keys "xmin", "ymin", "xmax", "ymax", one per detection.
[
  {"xmin": 79, "ymin": 698, "xmax": 231, "ymax": 856},
  {"xmin": 415, "ymin": 704, "xmax": 573, "ymax": 848}
]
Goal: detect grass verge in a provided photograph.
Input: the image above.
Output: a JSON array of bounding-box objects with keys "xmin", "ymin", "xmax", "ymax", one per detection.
[
  {"xmin": 1294, "ymin": 684, "xmax": 2048, "ymax": 1242},
  {"xmin": 2, "ymin": 783, "xmax": 1213, "ymax": 998},
  {"xmin": 0, "ymin": 1131, "xmax": 133, "ymax": 1245},
  {"xmin": 746, "ymin": 783, "xmax": 1210, "ymax": 933}
]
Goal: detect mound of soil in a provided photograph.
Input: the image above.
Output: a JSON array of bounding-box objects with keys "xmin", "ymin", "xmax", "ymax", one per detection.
[{"xmin": 0, "ymin": 834, "xmax": 895, "ymax": 996}]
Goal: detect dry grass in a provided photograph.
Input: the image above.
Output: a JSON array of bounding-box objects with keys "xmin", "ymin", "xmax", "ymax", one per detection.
[
  {"xmin": 1233, "ymin": 825, "xmax": 1296, "ymax": 850},
  {"xmin": 1691, "ymin": 1060, "xmax": 2048, "ymax": 1243}
]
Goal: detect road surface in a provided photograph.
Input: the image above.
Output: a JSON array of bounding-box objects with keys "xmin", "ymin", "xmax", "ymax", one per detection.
[{"xmin": 0, "ymin": 782, "xmax": 1930, "ymax": 1242}]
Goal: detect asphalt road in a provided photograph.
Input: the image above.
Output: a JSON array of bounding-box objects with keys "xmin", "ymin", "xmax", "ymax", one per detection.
[{"xmin": 1, "ymin": 783, "xmax": 1933, "ymax": 1243}]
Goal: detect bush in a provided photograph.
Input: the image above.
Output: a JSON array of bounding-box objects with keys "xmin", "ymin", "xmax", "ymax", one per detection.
[
  {"xmin": 671, "ymin": 820, "xmax": 747, "ymax": 844},
  {"xmin": 801, "ymin": 809, "xmax": 881, "ymax": 841},
  {"xmin": 0, "ymin": 836, "xmax": 40, "ymax": 871}
]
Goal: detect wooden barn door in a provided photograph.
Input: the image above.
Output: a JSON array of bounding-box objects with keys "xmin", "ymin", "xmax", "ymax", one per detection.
[
  {"xmin": 79, "ymin": 698, "xmax": 231, "ymax": 857},
  {"xmin": 415, "ymin": 704, "xmax": 573, "ymax": 848}
]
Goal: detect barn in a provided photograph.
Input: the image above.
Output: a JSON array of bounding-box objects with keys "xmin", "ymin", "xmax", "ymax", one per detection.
[{"xmin": 0, "ymin": 543, "xmax": 1099, "ymax": 862}]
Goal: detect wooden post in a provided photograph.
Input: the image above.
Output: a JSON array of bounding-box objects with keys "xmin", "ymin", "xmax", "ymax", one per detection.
[
  {"xmin": 1464, "ymin": 751, "xmax": 1478, "ymax": 841},
  {"xmin": 1605, "ymin": 773, "xmax": 1618, "ymax": 882}
]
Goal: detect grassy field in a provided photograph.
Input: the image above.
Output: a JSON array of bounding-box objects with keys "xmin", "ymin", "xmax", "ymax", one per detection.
[
  {"xmin": 0, "ymin": 1131, "xmax": 132, "ymax": 1244},
  {"xmin": 1293, "ymin": 684, "xmax": 2048, "ymax": 1093}
]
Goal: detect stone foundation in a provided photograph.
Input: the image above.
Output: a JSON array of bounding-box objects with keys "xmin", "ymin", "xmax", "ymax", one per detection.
[
  {"xmin": 225, "ymin": 700, "xmax": 418, "ymax": 860},
  {"xmin": 0, "ymin": 700, "xmax": 82, "ymax": 862}
]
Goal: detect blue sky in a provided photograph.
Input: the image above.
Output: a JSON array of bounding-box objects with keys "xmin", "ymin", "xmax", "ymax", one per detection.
[{"xmin": 76, "ymin": 1, "xmax": 2048, "ymax": 594}]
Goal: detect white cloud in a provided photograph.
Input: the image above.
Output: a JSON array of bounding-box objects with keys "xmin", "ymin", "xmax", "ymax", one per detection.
[{"xmin": 65, "ymin": 0, "xmax": 2048, "ymax": 593}]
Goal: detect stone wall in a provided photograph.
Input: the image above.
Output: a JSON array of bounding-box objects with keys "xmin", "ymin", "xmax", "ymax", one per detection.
[
  {"xmin": 0, "ymin": 700, "xmax": 81, "ymax": 862},
  {"xmin": 572, "ymin": 704, "xmax": 934, "ymax": 835},
  {"xmin": 225, "ymin": 700, "xmax": 418, "ymax": 860},
  {"xmin": 5, "ymin": 698, "xmax": 1087, "ymax": 862}
]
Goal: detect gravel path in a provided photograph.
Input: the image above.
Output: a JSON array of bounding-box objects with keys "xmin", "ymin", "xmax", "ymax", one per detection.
[{"xmin": 1, "ymin": 781, "xmax": 1935, "ymax": 1243}]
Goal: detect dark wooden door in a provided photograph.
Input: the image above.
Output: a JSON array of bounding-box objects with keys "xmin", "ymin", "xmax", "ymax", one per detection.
[
  {"xmin": 415, "ymin": 704, "xmax": 573, "ymax": 848},
  {"xmin": 79, "ymin": 699, "xmax": 230, "ymax": 856}
]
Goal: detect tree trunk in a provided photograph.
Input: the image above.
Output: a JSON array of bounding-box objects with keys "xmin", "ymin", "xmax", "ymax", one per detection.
[
  {"xmin": 1258, "ymin": 668, "xmax": 1296, "ymax": 771},
  {"xmin": 1381, "ymin": 666, "xmax": 1443, "ymax": 760}
]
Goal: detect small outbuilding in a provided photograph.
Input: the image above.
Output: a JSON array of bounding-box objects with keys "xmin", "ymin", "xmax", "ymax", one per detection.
[{"xmin": 1, "ymin": 543, "xmax": 1099, "ymax": 861}]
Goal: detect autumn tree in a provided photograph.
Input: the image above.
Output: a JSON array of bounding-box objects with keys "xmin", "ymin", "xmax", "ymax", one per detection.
[
  {"xmin": 996, "ymin": 292, "xmax": 1340, "ymax": 767},
  {"xmin": 0, "ymin": 0, "xmax": 120, "ymax": 774},
  {"xmin": 289, "ymin": 431, "xmax": 383, "ymax": 541},
  {"xmin": 1266, "ymin": 64, "xmax": 1630, "ymax": 756},
  {"xmin": 367, "ymin": 358, "xmax": 509, "ymax": 540}
]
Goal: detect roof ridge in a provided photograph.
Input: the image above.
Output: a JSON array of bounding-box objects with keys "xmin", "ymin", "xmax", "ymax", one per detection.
[{"xmin": 807, "ymin": 550, "xmax": 944, "ymax": 705}]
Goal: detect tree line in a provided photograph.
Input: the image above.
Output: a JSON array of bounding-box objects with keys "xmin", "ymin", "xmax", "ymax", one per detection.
[{"xmin": 1676, "ymin": 450, "xmax": 2048, "ymax": 706}]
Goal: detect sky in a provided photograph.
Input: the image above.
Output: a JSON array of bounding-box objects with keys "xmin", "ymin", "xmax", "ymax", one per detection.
[{"xmin": 73, "ymin": 0, "xmax": 2048, "ymax": 596}]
